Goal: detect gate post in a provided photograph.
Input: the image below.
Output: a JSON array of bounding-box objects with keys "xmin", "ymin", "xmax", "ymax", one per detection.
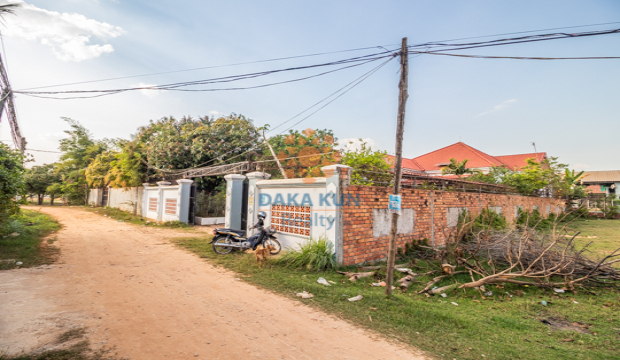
[
  {"xmin": 156, "ymin": 181, "xmax": 171, "ymax": 222},
  {"xmin": 177, "ymin": 179, "xmax": 194, "ymax": 224},
  {"xmin": 245, "ymin": 172, "xmax": 271, "ymax": 235},
  {"xmin": 224, "ymin": 174, "xmax": 246, "ymax": 229}
]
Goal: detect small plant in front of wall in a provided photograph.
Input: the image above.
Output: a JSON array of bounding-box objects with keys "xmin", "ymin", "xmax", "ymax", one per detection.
[
  {"xmin": 162, "ymin": 220, "xmax": 188, "ymax": 228},
  {"xmin": 472, "ymin": 208, "xmax": 507, "ymax": 232},
  {"xmin": 396, "ymin": 238, "xmax": 431, "ymax": 261},
  {"xmin": 275, "ymin": 236, "xmax": 337, "ymax": 271}
]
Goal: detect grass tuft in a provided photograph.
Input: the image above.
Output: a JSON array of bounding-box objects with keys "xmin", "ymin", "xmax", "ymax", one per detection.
[
  {"xmin": 275, "ymin": 237, "xmax": 337, "ymax": 271},
  {"xmin": 0, "ymin": 210, "xmax": 61, "ymax": 270}
]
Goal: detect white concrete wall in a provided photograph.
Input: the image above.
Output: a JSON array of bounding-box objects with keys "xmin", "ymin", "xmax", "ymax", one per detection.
[
  {"xmin": 107, "ymin": 187, "xmax": 143, "ymax": 214},
  {"xmin": 228, "ymin": 165, "xmax": 351, "ymax": 262},
  {"xmin": 88, "ymin": 188, "xmax": 103, "ymax": 206},
  {"xmin": 141, "ymin": 180, "xmax": 193, "ymax": 223}
]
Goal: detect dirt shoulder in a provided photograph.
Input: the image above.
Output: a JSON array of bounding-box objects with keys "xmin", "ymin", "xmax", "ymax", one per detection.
[{"xmin": 0, "ymin": 206, "xmax": 426, "ymax": 360}]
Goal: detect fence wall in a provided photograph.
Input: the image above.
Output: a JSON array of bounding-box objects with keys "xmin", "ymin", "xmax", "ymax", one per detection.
[
  {"xmin": 88, "ymin": 180, "xmax": 193, "ymax": 223},
  {"xmin": 225, "ymin": 165, "xmax": 351, "ymax": 261},
  {"xmin": 340, "ymin": 185, "xmax": 566, "ymax": 265},
  {"xmin": 109, "ymin": 187, "xmax": 143, "ymax": 214}
]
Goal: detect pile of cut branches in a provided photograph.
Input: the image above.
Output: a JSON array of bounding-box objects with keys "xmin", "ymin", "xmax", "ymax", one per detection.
[
  {"xmin": 459, "ymin": 228, "xmax": 620, "ymax": 288},
  {"xmin": 433, "ymin": 221, "xmax": 620, "ymax": 293}
]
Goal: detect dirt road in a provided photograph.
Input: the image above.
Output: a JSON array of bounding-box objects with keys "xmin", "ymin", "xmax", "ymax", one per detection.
[{"xmin": 0, "ymin": 207, "xmax": 426, "ymax": 360}]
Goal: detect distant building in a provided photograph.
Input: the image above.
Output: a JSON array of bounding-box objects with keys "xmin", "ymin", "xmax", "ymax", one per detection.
[
  {"xmin": 581, "ymin": 170, "xmax": 620, "ymax": 198},
  {"xmin": 388, "ymin": 142, "xmax": 547, "ymax": 176}
]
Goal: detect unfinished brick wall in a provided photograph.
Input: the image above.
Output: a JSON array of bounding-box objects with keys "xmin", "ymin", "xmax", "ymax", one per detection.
[{"xmin": 341, "ymin": 185, "xmax": 565, "ymax": 265}]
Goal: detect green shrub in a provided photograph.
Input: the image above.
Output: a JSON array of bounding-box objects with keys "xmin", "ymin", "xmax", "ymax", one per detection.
[
  {"xmin": 397, "ymin": 238, "xmax": 430, "ymax": 260},
  {"xmin": 162, "ymin": 220, "xmax": 188, "ymax": 228},
  {"xmin": 473, "ymin": 208, "xmax": 507, "ymax": 232},
  {"xmin": 276, "ymin": 237, "xmax": 336, "ymax": 271}
]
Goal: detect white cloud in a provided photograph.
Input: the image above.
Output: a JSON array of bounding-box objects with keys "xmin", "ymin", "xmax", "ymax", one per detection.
[
  {"xmin": 337, "ymin": 137, "xmax": 380, "ymax": 152},
  {"xmin": 4, "ymin": 1, "xmax": 124, "ymax": 62},
  {"xmin": 209, "ymin": 110, "xmax": 220, "ymax": 115},
  {"xmin": 476, "ymin": 99, "xmax": 517, "ymax": 117}
]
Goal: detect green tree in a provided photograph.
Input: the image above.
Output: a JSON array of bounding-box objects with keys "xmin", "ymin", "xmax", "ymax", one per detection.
[
  {"xmin": 441, "ymin": 158, "xmax": 480, "ymax": 178},
  {"xmin": 46, "ymin": 183, "xmax": 63, "ymax": 206},
  {"xmin": 57, "ymin": 118, "xmax": 108, "ymax": 204},
  {"xmin": 133, "ymin": 114, "xmax": 260, "ymax": 190},
  {"xmin": 24, "ymin": 164, "xmax": 59, "ymax": 205},
  {"xmin": 85, "ymin": 151, "xmax": 117, "ymax": 188},
  {"xmin": 0, "ymin": 143, "xmax": 26, "ymax": 233},
  {"xmin": 265, "ymin": 128, "xmax": 339, "ymax": 179},
  {"xmin": 340, "ymin": 140, "xmax": 391, "ymax": 185}
]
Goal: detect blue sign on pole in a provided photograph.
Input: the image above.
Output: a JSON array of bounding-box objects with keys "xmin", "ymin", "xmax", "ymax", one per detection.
[{"xmin": 389, "ymin": 194, "xmax": 401, "ymax": 215}]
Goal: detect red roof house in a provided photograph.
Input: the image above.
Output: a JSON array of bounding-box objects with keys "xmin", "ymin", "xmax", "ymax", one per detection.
[{"xmin": 388, "ymin": 142, "xmax": 547, "ymax": 176}]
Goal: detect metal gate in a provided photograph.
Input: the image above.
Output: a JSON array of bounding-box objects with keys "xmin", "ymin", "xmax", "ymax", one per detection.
[
  {"xmin": 188, "ymin": 182, "xmax": 196, "ymax": 225},
  {"xmin": 240, "ymin": 180, "xmax": 249, "ymax": 231},
  {"xmin": 101, "ymin": 187, "xmax": 109, "ymax": 207}
]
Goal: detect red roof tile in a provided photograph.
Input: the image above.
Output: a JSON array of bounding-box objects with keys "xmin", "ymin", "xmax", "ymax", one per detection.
[
  {"xmin": 495, "ymin": 153, "xmax": 547, "ymax": 171},
  {"xmin": 410, "ymin": 142, "xmax": 503, "ymax": 171},
  {"xmin": 386, "ymin": 155, "xmax": 424, "ymax": 171}
]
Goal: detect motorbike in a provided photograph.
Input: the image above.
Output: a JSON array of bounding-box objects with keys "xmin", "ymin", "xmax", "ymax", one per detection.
[{"xmin": 210, "ymin": 211, "xmax": 281, "ymax": 255}]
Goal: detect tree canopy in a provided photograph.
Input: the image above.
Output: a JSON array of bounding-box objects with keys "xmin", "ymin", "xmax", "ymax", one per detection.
[
  {"xmin": 265, "ymin": 128, "xmax": 340, "ymax": 179},
  {"xmin": 339, "ymin": 140, "xmax": 391, "ymax": 185},
  {"xmin": 0, "ymin": 143, "xmax": 26, "ymax": 232}
]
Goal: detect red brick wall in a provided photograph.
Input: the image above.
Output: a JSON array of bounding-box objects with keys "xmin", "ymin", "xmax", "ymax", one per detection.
[{"xmin": 341, "ymin": 185, "xmax": 565, "ymax": 265}]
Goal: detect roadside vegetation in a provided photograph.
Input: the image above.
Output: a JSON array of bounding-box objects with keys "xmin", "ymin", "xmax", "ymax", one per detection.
[
  {"xmin": 82, "ymin": 206, "xmax": 189, "ymax": 228},
  {"xmin": 174, "ymin": 209, "xmax": 620, "ymax": 360},
  {"xmin": 0, "ymin": 209, "xmax": 61, "ymax": 270}
]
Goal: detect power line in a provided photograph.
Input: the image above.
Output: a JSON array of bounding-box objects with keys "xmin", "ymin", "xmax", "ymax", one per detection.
[
  {"xmin": 412, "ymin": 51, "xmax": 620, "ymax": 60},
  {"xmin": 150, "ymin": 56, "xmax": 395, "ymax": 174},
  {"xmin": 17, "ymin": 45, "xmax": 399, "ymax": 91},
  {"xmin": 15, "ymin": 51, "xmax": 395, "ymax": 99},
  {"xmin": 26, "ymin": 148, "xmax": 61, "ymax": 153},
  {"xmin": 16, "ymin": 27, "xmax": 620, "ymax": 101},
  {"xmin": 17, "ymin": 20, "xmax": 619, "ymax": 92},
  {"xmin": 407, "ymin": 21, "xmax": 620, "ymax": 48}
]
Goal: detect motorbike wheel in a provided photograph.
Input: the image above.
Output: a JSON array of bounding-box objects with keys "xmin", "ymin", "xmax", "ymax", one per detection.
[
  {"xmin": 212, "ymin": 237, "xmax": 233, "ymax": 254},
  {"xmin": 263, "ymin": 238, "xmax": 281, "ymax": 255}
]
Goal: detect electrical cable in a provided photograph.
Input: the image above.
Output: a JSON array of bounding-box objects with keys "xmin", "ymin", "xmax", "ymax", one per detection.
[
  {"xmin": 405, "ymin": 21, "xmax": 620, "ymax": 49},
  {"xmin": 149, "ymin": 56, "xmax": 395, "ymax": 174},
  {"xmin": 15, "ymin": 51, "xmax": 395, "ymax": 99},
  {"xmin": 26, "ymin": 148, "xmax": 61, "ymax": 153},
  {"xmin": 17, "ymin": 44, "xmax": 399, "ymax": 91},
  {"xmin": 18, "ymin": 20, "xmax": 619, "ymax": 92},
  {"xmin": 411, "ymin": 51, "xmax": 620, "ymax": 60}
]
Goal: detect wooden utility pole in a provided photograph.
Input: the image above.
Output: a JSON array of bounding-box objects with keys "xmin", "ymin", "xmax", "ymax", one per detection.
[
  {"xmin": 263, "ymin": 130, "xmax": 288, "ymax": 179},
  {"xmin": 386, "ymin": 37, "xmax": 409, "ymax": 296}
]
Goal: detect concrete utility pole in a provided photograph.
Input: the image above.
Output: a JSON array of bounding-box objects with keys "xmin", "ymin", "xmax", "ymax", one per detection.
[
  {"xmin": 0, "ymin": 54, "xmax": 25, "ymax": 152},
  {"xmin": 386, "ymin": 38, "xmax": 408, "ymax": 296},
  {"xmin": 263, "ymin": 130, "xmax": 288, "ymax": 179}
]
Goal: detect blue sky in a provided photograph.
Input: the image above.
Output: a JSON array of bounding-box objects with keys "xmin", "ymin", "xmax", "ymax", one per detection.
[{"xmin": 1, "ymin": 0, "xmax": 619, "ymax": 171}]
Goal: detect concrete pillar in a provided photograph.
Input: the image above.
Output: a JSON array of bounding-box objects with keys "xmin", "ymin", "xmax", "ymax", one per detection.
[
  {"xmin": 156, "ymin": 181, "xmax": 171, "ymax": 222},
  {"xmin": 142, "ymin": 183, "xmax": 150, "ymax": 217},
  {"xmin": 245, "ymin": 172, "xmax": 271, "ymax": 234},
  {"xmin": 177, "ymin": 179, "xmax": 194, "ymax": 224},
  {"xmin": 322, "ymin": 164, "xmax": 351, "ymax": 264},
  {"xmin": 224, "ymin": 174, "xmax": 246, "ymax": 229}
]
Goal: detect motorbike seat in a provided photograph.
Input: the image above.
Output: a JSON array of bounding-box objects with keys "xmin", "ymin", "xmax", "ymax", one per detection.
[{"xmin": 215, "ymin": 228, "xmax": 246, "ymax": 237}]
